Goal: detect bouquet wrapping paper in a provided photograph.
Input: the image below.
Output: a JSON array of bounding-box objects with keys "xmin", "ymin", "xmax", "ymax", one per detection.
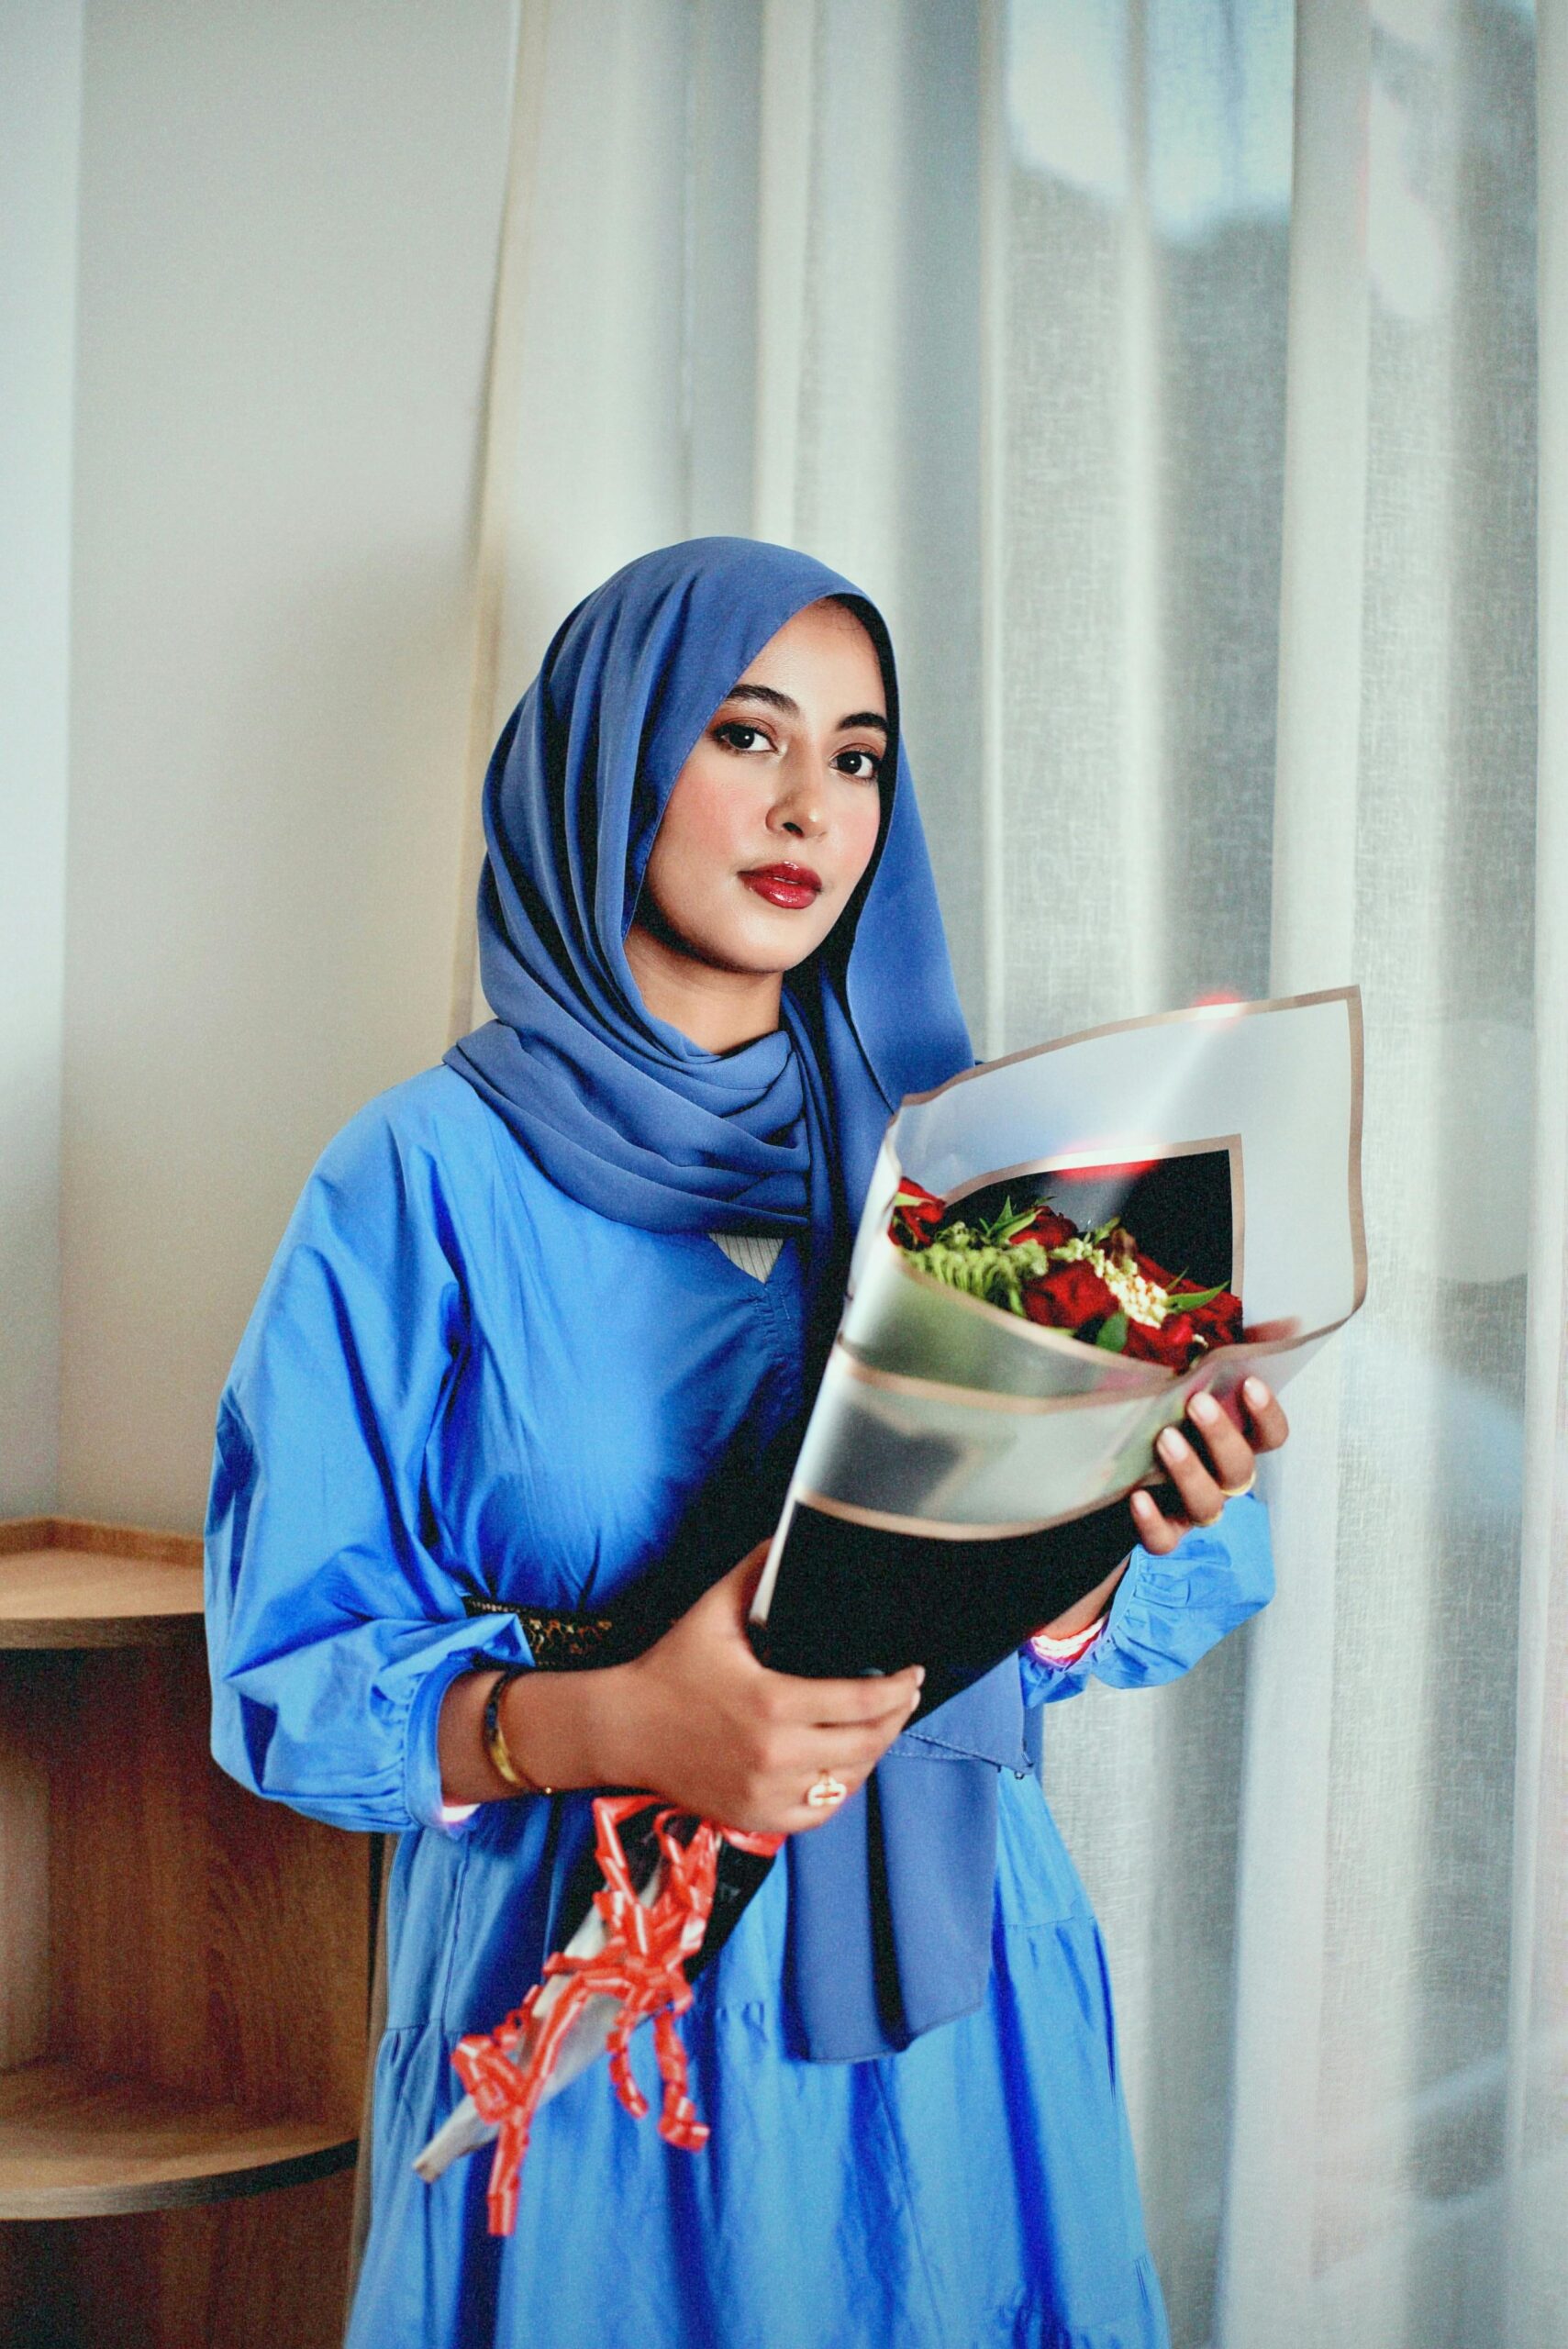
[{"xmin": 751, "ymin": 985, "xmax": 1364, "ymax": 1642}]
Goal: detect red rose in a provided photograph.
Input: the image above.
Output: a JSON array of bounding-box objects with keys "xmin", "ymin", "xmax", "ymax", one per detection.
[
  {"xmin": 1022, "ymin": 1261, "xmax": 1117, "ymax": 1330},
  {"xmin": 1124, "ymin": 1311, "xmax": 1196, "ymax": 1368},
  {"xmin": 1134, "ymin": 1250, "xmax": 1174, "ymax": 1288},
  {"xmin": 890, "ymin": 1180, "xmax": 945, "ymax": 1249},
  {"xmin": 1013, "ymin": 1207, "xmax": 1076, "ymax": 1249},
  {"xmin": 1183, "ymin": 1288, "xmax": 1243, "ymax": 1348}
]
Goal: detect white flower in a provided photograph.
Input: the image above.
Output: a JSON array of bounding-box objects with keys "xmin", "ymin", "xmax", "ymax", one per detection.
[{"xmin": 1052, "ymin": 1235, "xmax": 1170, "ymax": 1327}]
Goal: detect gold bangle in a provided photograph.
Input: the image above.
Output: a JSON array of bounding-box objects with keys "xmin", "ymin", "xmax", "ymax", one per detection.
[{"xmin": 482, "ymin": 1666, "xmax": 554, "ymax": 1797}]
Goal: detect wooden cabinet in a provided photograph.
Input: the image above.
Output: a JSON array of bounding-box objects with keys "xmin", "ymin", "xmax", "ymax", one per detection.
[{"xmin": 0, "ymin": 1519, "xmax": 371, "ymax": 2349}]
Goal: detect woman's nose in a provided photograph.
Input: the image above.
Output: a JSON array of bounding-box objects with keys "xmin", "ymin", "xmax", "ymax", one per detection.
[{"xmin": 769, "ymin": 764, "xmax": 827, "ymax": 840}]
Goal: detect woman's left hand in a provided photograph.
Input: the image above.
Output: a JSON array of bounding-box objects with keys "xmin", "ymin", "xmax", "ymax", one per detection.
[{"xmin": 1129, "ymin": 1375, "xmax": 1290, "ymax": 1555}]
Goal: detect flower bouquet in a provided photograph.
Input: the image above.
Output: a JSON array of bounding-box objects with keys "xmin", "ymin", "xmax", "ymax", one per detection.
[
  {"xmin": 887, "ymin": 1181, "xmax": 1246, "ymax": 1369},
  {"xmin": 749, "ymin": 984, "xmax": 1365, "ymax": 1670}
]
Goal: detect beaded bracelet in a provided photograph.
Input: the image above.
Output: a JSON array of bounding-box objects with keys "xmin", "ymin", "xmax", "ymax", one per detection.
[{"xmin": 482, "ymin": 1665, "xmax": 555, "ymax": 1797}]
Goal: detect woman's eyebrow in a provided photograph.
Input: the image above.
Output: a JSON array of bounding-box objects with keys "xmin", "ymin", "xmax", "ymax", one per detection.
[
  {"xmin": 723, "ymin": 683, "xmax": 888, "ymax": 735},
  {"xmin": 724, "ymin": 683, "xmax": 798, "ymax": 718}
]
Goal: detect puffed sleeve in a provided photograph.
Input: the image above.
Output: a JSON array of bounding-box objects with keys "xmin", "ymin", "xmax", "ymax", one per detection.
[
  {"xmin": 1018, "ymin": 1489, "xmax": 1274, "ymax": 1709},
  {"xmin": 204, "ymin": 1098, "xmax": 529, "ymax": 1834}
]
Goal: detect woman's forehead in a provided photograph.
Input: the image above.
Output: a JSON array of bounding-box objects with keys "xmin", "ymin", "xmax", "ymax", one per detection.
[{"xmin": 720, "ymin": 599, "xmax": 887, "ymax": 712}]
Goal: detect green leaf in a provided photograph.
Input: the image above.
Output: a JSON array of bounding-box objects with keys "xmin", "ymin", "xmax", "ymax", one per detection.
[
  {"xmin": 992, "ymin": 1207, "xmax": 1041, "ymax": 1244},
  {"xmin": 1095, "ymin": 1312, "xmax": 1129, "ymax": 1353},
  {"xmin": 1166, "ymin": 1283, "xmax": 1226, "ymax": 1313}
]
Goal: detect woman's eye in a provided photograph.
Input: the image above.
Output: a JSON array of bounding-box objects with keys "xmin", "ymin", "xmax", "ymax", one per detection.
[
  {"xmin": 833, "ymin": 748, "xmax": 883, "ymax": 782},
  {"xmin": 714, "ymin": 720, "xmax": 772, "ymax": 754}
]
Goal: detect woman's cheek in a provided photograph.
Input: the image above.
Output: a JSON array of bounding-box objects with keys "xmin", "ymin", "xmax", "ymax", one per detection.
[
  {"xmin": 840, "ymin": 792, "xmax": 883, "ymax": 890},
  {"xmin": 673, "ymin": 765, "xmax": 758, "ymax": 871}
]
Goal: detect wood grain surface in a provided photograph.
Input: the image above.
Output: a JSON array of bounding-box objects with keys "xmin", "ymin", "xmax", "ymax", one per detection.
[
  {"xmin": 46, "ymin": 1640, "xmax": 369, "ymax": 2125},
  {"xmin": 0, "ymin": 2168, "xmax": 359, "ymax": 2349},
  {"xmin": 0, "ymin": 1520, "xmax": 204, "ymax": 1650},
  {"xmin": 0, "ymin": 1517, "xmax": 204, "ymax": 1561},
  {"xmin": 0, "ymin": 1662, "xmax": 49, "ymax": 2075},
  {"xmin": 0, "ymin": 2061, "xmax": 354, "ymax": 2219}
]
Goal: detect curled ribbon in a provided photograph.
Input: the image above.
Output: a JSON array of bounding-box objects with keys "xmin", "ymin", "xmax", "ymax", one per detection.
[{"xmin": 450, "ymin": 1793, "xmax": 784, "ymax": 2236}]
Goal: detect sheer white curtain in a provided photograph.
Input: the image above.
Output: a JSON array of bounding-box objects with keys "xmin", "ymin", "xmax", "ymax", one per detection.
[{"xmin": 449, "ymin": 5, "xmax": 1565, "ymax": 2342}]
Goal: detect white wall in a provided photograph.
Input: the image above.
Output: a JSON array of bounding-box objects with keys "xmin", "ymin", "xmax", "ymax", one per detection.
[
  {"xmin": 53, "ymin": 0, "xmax": 515, "ymax": 1526},
  {"xmin": 0, "ymin": 0, "xmax": 83, "ymax": 1518}
]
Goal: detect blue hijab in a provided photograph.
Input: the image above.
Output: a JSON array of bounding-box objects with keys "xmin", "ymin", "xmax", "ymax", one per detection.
[{"xmin": 443, "ymin": 537, "xmax": 1027, "ymax": 2061}]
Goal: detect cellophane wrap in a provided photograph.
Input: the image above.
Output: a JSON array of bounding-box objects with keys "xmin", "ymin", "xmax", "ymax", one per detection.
[{"xmin": 752, "ymin": 985, "xmax": 1363, "ymax": 1625}]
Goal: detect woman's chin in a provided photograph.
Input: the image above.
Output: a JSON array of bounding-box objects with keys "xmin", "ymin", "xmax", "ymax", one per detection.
[
  {"xmin": 732, "ymin": 886, "xmax": 847, "ymax": 959},
  {"xmin": 724, "ymin": 918, "xmax": 835, "ymax": 975},
  {"xmin": 671, "ymin": 901, "xmax": 837, "ymax": 977},
  {"xmin": 630, "ymin": 892, "xmax": 844, "ymax": 987}
]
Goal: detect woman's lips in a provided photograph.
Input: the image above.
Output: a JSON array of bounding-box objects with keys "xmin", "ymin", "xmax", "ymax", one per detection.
[{"xmin": 740, "ymin": 864, "xmax": 823, "ymax": 910}]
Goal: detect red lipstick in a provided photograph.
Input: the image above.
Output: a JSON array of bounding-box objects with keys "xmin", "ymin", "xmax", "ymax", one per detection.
[{"xmin": 740, "ymin": 863, "xmax": 822, "ymax": 910}]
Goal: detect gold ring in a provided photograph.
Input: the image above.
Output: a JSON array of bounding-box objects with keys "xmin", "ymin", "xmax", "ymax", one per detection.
[
  {"xmin": 1218, "ymin": 1471, "xmax": 1257, "ymax": 1498},
  {"xmin": 1192, "ymin": 1508, "xmax": 1224, "ymax": 1529},
  {"xmin": 806, "ymin": 1773, "xmax": 849, "ymax": 1809}
]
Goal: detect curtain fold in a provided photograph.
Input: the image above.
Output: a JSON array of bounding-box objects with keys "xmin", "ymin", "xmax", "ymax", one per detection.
[
  {"xmin": 451, "ymin": 5, "xmax": 1563, "ymax": 2340},
  {"xmin": 1507, "ymin": 6, "xmax": 1568, "ymax": 2343},
  {"xmin": 1214, "ymin": 5, "xmax": 1366, "ymax": 2339}
]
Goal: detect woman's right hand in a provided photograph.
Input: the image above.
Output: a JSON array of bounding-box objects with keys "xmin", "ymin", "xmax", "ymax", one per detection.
[
  {"xmin": 600, "ymin": 1542, "xmax": 925, "ymax": 1837},
  {"xmin": 465, "ymin": 1542, "xmax": 925, "ymax": 1837}
]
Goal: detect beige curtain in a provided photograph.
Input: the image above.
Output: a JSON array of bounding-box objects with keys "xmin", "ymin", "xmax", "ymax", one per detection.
[{"xmin": 450, "ymin": 5, "xmax": 1565, "ymax": 2341}]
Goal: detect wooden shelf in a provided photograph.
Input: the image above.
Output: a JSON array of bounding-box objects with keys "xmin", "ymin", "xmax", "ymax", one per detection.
[
  {"xmin": 0, "ymin": 2061, "xmax": 354, "ymax": 2220},
  {"xmin": 0, "ymin": 1519, "xmax": 203, "ymax": 1649},
  {"xmin": 0, "ymin": 1514, "xmax": 370, "ymax": 2343}
]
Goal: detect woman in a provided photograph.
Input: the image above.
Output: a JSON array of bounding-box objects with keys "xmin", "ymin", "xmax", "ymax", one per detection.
[{"xmin": 206, "ymin": 537, "xmax": 1284, "ymax": 2349}]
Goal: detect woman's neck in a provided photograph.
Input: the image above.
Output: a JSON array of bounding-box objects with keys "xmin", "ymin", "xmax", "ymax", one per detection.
[{"xmin": 624, "ymin": 919, "xmax": 783, "ymax": 1053}]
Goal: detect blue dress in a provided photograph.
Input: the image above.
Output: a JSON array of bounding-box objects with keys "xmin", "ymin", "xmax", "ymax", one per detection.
[{"xmin": 205, "ymin": 1065, "xmax": 1274, "ymax": 2349}]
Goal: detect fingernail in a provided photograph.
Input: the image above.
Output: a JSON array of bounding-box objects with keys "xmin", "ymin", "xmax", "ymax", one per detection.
[
  {"xmin": 1244, "ymin": 1376, "xmax": 1271, "ymax": 1407},
  {"xmin": 1158, "ymin": 1427, "xmax": 1189, "ymax": 1464},
  {"xmin": 912, "ymin": 1666, "xmax": 926, "ymax": 1686},
  {"xmin": 1189, "ymin": 1392, "xmax": 1218, "ymax": 1423}
]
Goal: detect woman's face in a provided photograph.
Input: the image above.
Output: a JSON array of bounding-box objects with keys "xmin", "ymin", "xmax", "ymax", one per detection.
[{"xmin": 631, "ymin": 598, "xmax": 888, "ymax": 981}]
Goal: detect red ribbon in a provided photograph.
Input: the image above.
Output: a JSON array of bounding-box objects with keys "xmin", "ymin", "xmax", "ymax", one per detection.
[{"xmin": 451, "ymin": 1794, "xmax": 783, "ymax": 2236}]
